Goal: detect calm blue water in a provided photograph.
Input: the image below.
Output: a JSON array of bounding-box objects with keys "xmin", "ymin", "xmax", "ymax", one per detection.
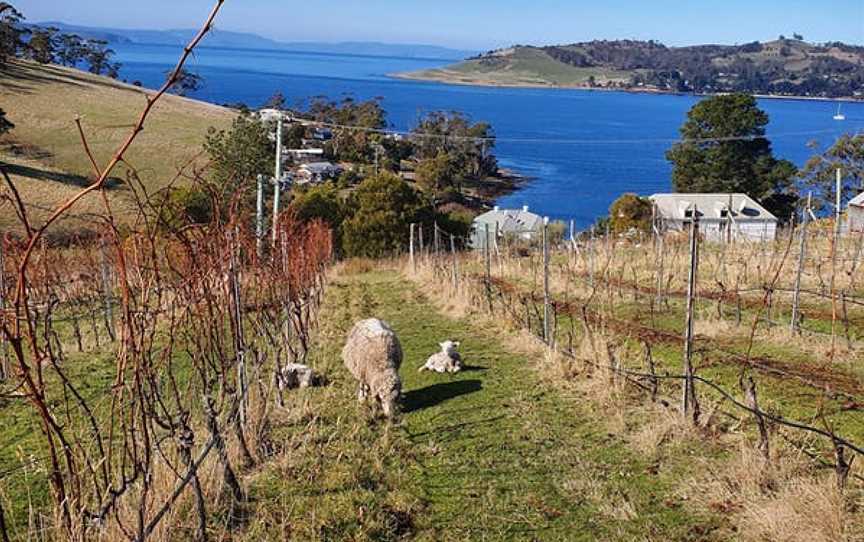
[{"xmin": 114, "ymin": 43, "xmax": 864, "ymax": 227}]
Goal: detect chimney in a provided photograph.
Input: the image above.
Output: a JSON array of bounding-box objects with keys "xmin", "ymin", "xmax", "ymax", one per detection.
[
  {"xmin": 493, "ymin": 205, "xmax": 500, "ymax": 212},
  {"xmin": 522, "ymin": 205, "xmax": 529, "ymax": 213}
]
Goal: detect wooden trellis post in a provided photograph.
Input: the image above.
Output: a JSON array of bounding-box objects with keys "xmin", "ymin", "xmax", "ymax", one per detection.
[
  {"xmin": 409, "ymin": 223, "xmax": 416, "ymax": 272},
  {"xmin": 0, "ymin": 233, "xmax": 6, "ymax": 381},
  {"xmin": 450, "ymin": 234, "xmax": 458, "ymax": 292},
  {"xmin": 682, "ymin": 206, "xmax": 700, "ymax": 423},
  {"xmin": 543, "ymin": 217, "xmax": 551, "ymax": 344},
  {"xmin": 791, "ymin": 193, "xmax": 810, "ymax": 333}
]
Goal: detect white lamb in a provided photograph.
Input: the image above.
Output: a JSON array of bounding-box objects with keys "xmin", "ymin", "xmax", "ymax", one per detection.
[
  {"xmin": 419, "ymin": 341, "xmax": 463, "ymax": 374},
  {"xmin": 342, "ymin": 318, "xmax": 403, "ymax": 418}
]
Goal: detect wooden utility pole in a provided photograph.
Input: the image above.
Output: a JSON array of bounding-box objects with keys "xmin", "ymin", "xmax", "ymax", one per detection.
[
  {"xmin": 542, "ymin": 217, "xmax": 551, "ymax": 344},
  {"xmin": 682, "ymin": 206, "xmax": 700, "ymax": 422},
  {"xmin": 271, "ymin": 115, "xmax": 284, "ymax": 247},
  {"xmin": 791, "ymin": 193, "xmax": 811, "ymax": 333}
]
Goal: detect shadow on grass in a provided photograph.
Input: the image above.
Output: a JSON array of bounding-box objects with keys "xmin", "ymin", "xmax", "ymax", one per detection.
[
  {"xmin": 402, "ymin": 379, "xmax": 482, "ymax": 413},
  {"xmin": 1, "ymin": 162, "xmax": 122, "ymax": 189}
]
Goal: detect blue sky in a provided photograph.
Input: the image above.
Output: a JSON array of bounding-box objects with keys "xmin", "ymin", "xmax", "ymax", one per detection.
[{"xmin": 18, "ymin": 0, "xmax": 864, "ymax": 50}]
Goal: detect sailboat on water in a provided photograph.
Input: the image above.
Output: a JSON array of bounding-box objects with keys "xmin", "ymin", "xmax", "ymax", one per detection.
[{"xmin": 834, "ymin": 103, "xmax": 846, "ymax": 121}]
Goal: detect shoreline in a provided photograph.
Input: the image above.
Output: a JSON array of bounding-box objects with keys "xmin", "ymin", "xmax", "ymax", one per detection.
[
  {"xmin": 457, "ymin": 168, "xmax": 533, "ymax": 215},
  {"xmin": 390, "ymin": 71, "xmax": 864, "ymax": 103}
]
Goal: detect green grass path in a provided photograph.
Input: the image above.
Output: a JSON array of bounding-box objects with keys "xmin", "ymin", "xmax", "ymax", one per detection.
[{"xmin": 246, "ymin": 269, "xmax": 719, "ymax": 541}]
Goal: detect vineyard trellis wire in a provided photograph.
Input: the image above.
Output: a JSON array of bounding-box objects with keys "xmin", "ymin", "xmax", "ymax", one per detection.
[{"xmin": 410, "ymin": 214, "xmax": 864, "ymax": 491}]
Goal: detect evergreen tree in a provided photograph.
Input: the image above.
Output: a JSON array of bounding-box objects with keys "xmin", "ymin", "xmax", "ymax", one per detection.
[
  {"xmin": 666, "ymin": 93, "xmax": 798, "ymax": 219},
  {"xmin": 341, "ymin": 173, "xmax": 433, "ymax": 257}
]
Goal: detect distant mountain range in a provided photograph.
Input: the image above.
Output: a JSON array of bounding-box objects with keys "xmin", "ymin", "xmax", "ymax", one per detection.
[
  {"xmin": 31, "ymin": 22, "xmax": 476, "ymax": 61},
  {"xmin": 397, "ymin": 39, "xmax": 864, "ymax": 99}
]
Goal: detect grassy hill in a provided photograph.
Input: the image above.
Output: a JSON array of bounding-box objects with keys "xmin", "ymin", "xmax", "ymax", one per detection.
[
  {"xmin": 0, "ymin": 60, "xmax": 235, "ymax": 234},
  {"xmin": 397, "ymin": 39, "xmax": 864, "ymax": 98}
]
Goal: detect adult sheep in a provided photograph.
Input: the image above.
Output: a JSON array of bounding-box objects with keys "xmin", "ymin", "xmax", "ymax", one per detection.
[{"xmin": 342, "ymin": 318, "xmax": 403, "ymax": 418}]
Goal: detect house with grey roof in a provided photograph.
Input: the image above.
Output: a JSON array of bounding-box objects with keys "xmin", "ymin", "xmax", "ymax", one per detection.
[
  {"xmin": 296, "ymin": 162, "xmax": 343, "ymax": 184},
  {"xmin": 471, "ymin": 206, "xmax": 544, "ymax": 250},
  {"xmin": 649, "ymin": 193, "xmax": 777, "ymax": 242}
]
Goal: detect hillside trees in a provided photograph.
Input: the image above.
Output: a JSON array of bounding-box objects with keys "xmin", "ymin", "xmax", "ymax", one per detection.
[
  {"xmin": 82, "ymin": 39, "xmax": 120, "ymax": 77},
  {"xmin": 55, "ymin": 33, "xmax": 84, "ymax": 66},
  {"xmin": 800, "ymin": 134, "xmax": 864, "ymax": 212},
  {"xmin": 168, "ymin": 68, "xmax": 204, "ymax": 96},
  {"xmin": 289, "ymin": 182, "xmax": 346, "ymax": 250},
  {"xmin": 342, "ymin": 172, "xmax": 434, "ymax": 257},
  {"xmin": 306, "ymin": 97, "xmax": 387, "ymax": 162},
  {"xmin": 666, "ymin": 93, "xmax": 798, "ymax": 219},
  {"xmin": 0, "ymin": 2, "xmax": 24, "ymax": 65},
  {"xmin": 204, "ymin": 114, "xmax": 273, "ymax": 196},
  {"xmin": 411, "ymin": 111, "xmax": 497, "ymax": 195},
  {"xmin": 24, "ymin": 25, "xmax": 56, "ymax": 63}
]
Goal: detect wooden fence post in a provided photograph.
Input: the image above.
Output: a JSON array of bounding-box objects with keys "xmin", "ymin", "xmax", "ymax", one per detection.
[
  {"xmin": 0, "ymin": 233, "xmax": 6, "ymax": 381},
  {"xmin": 790, "ymin": 194, "xmax": 810, "ymax": 333},
  {"xmin": 418, "ymin": 224, "xmax": 425, "ymax": 262},
  {"xmin": 434, "ymin": 221, "xmax": 440, "ymax": 257},
  {"xmin": 682, "ymin": 206, "xmax": 700, "ymax": 423},
  {"xmin": 485, "ymin": 223, "xmax": 493, "ymax": 312},
  {"xmin": 229, "ymin": 229, "xmax": 248, "ymax": 429},
  {"xmin": 543, "ymin": 217, "xmax": 551, "ymax": 344},
  {"xmin": 450, "ymin": 234, "xmax": 458, "ymax": 292},
  {"xmin": 409, "ymin": 223, "xmax": 416, "ymax": 273},
  {"xmin": 741, "ymin": 374, "xmax": 770, "ymax": 460},
  {"xmin": 99, "ymin": 236, "xmax": 116, "ymax": 342}
]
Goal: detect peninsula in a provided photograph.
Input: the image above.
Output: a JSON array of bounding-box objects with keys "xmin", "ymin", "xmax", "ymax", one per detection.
[{"xmin": 396, "ymin": 38, "xmax": 864, "ymax": 99}]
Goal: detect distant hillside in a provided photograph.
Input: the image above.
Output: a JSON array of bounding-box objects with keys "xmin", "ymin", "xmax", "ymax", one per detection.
[
  {"xmin": 397, "ymin": 39, "xmax": 864, "ymax": 98},
  {"xmin": 33, "ymin": 22, "xmax": 476, "ymax": 60},
  {"xmin": 0, "ymin": 60, "xmax": 234, "ymax": 234}
]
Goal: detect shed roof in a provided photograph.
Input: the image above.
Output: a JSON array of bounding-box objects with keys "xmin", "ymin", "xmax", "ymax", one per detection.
[
  {"xmin": 474, "ymin": 208, "xmax": 544, "ymax": 233},
  {"xmin": 849, "ymin": 192, "xmax": 864, "ymax": 208},
  {"xmin": 649, "ymin": 193, "xmax": 776, "ymax": 221},
  {"xmin": 300, "ymin": 162, "xmax": 341, "ymax": 174}
]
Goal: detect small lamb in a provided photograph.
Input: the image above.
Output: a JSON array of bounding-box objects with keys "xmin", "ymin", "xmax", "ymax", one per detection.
[
  {"xmin": 419, "ymin": 341, "xmax": 463, "ymax": 374},
  {"xmin": 279, "ymin": 363, "xmax": 317, "ymax": 390},
  {"xmin": 342, "ymin": 318, "xmax": 403, "ymax": 418}
]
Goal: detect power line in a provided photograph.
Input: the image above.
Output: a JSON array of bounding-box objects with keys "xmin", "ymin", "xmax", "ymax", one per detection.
[{"xmin": 291, "ymin": 116, "xmax": 844, "ymax": 146}]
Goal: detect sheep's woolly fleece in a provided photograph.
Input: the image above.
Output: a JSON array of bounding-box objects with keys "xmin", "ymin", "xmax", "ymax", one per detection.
[{"xmin": 342, "ymin": 318, "xmax": 403, "ymax": 418}]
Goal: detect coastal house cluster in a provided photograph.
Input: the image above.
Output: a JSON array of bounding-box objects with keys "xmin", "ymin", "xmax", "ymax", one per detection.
[{"xmin": 256, "ymin": 109, "xmax": 344, "ymax": 187}]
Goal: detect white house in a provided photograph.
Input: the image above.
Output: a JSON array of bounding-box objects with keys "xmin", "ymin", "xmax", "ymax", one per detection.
[
  {"xmin": 649, "ymin": 193, "xmax": 778, "ymax": 242},
  {"xmin": 848, "ymin": 192, "xmax": 864, "ymax": 233},
  {"xmin": 471, "ymin": 206, "xmax": 544, "ymax": 249},
  {"xmin": 257, "ymin": 108, "xmax": 287, "ymax": 123}
]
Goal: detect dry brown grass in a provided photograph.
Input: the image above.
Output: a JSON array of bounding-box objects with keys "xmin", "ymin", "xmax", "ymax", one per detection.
[
  {"xmin": 0, "ymin": 59, "xmax": 235, "ymax": 235},
  {"xmin": 686, "ymin": 443, "xmax": 863, "ymax": 542}
]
